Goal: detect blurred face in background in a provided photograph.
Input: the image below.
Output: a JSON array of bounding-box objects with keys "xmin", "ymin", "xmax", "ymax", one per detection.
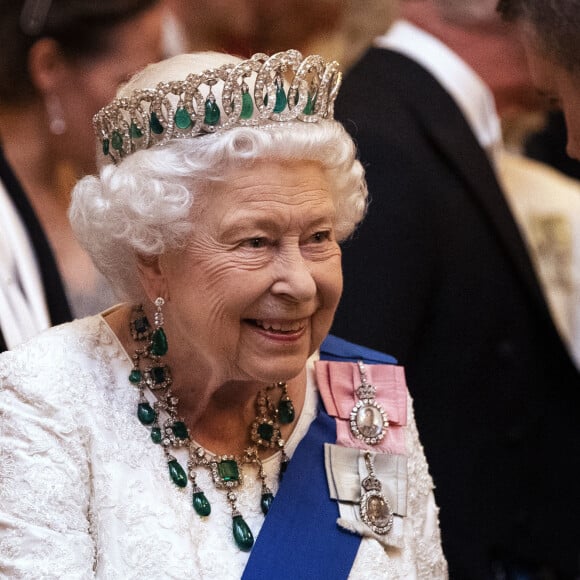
[
  {"xmin": 164, "ymin": 0, "xmax": 255, "ymax": 54},
  {"xmin": 403, "ymin": 0, "xmax": 547, "ymax": 118},
  {"xmin": 55, "ymin": 2, "xmax": 165, "ymax": 175},
  {"xmin": 249, "ymin": 0, "xmax": 342, "ymax": 53},
  {"xmin": 517, "ymin": 23, "xmax": 580, "ymax": 159}
]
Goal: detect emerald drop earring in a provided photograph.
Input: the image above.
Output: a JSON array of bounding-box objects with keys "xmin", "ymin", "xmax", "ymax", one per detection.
[{"xmin": 151, "ymin": 297, "xmax": 168, "ymax": 356}]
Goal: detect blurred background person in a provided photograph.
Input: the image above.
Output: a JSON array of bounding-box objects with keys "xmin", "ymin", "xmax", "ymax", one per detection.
[
  {"xmin": 0, "ymin": 0, "xmax": 166, "ymax": 352},
  {"xmin": 498, "ymin": 0, "xmax": 580, "ymax": 173},
  {"xmin": 330, "ymin": 0, "xmax": 580, "ymax": 577},
  {"xmin": 164, "ymin": 0, "xmax": 398, "ymax": 73},
  {"xmin": 403, "ymin": 0, "xmax": 580, "ymax": 369},
  {"xmin": 247, "ymin": 0, "xmax": 399, "ymax": 72},
  {"xmin": 162, "ymin": 0, "xmax": 255, "ymax": 57}
]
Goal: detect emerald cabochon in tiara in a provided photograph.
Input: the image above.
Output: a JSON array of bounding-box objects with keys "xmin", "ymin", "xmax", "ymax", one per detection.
[{"xmin": 93, "ymin": 49, "xmax": 342, "ymax": 164}]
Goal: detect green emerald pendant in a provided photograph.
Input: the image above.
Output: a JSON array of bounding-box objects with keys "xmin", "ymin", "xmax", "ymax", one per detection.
[
  {"xmin": 102, "ymin": 139, "xmax": 110, "ymax": 156},
  {"xmin": 130, "ymin": 122, "xmax": 143, "ymax": 138},
  {"xmin": 217, "ymin": 459, "xmax": 240, "ymax": 483},
  {"xmin": 150, "ymin": 427, "xmax": 162, "ymax": 444},
  {"xmin": 150, "ymin": 327, "xmax": 168, "ymax": 356},
  {"xmin": 150, "ymin": 112, "xmax": 164, "ymax": 135},
  {"xmin": 111, "ymin": 131, "xmax": 123, "ymax": 151},
  {"xmin": 129, "ymin": 369, "xmax": 142, "ymax": 384},
  {"xmin": 172, "ymin": 421, "xmax": 189, "ymax": 440},
  {"xmin": 193, "ymin": 491, "xmax": 211, "ymax": 516},
  {"xmin": 232, "ymin": 515, "xmax": 254, "ymax": 551},
  {"xmin": 137, "ymin": 402, "xmax": 156, "ymax": 425},
  {"xmin": 261, "ymin": 492, "xmax": 274, "ymax": 515},
  {"xmin": 133, "ymin": 315, "xmax": 150, "ymax": 335},
  {"xmin": 168, "ymin": 458, "xmax": 188, "ymax": 488},
  {"xmin": 241, "ymin": 91, "xmax": 253, "ymax": 119},
  {"xmin": 273, "ymin": 85, "xmax": 287, "ymax": 113},
  {"xmin": 257, "ymin": 422, "xmax": 274, "ymax": 441},
  {"xmin": 303, "ymin": 93, "xmax": 314, "ymax": 115},
  {"xmin": 294, "ymin": 91, "xmax": 315, "ymax": 115},
  {"xmin": 204, "ymin": 97, "xmax": 220, "ymax": 125},
  {"xmin": 174, "ymin": 107, "xmax": 192, "ymax": 130},
  {"xmin": 278, "ymin": 399, "xmax": 295, "ymax": 424},
  {"xmin": 151, "ymin": 366, "xmax": 166, "ymax": 385}
]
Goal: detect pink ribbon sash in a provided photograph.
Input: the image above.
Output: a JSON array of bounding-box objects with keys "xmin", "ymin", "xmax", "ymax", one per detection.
[{"xmin": 315, "ymin": 360, "xmax": 408, "ymax": 455}]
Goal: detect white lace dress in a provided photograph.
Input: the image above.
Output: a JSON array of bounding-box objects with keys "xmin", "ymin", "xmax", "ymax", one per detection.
[{"xmin": 0, "ymin": 314, "xmax": 447, "ymax": 579}]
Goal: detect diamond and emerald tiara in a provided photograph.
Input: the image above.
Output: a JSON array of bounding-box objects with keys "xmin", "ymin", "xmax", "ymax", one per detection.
[{"xmin": 93, "ymin": 49, "xmax": 342, "ymax": 164}]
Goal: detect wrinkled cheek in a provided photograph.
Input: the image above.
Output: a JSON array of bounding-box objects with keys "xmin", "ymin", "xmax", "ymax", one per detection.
[
  {"xmin": 202, "ymin": 294, "xmax": 234, "ymax": 331},
  {"xmin": 326, "ymin": 261, "xmax": 343, "ymax": 309},
  {"xmin": 318, "ymin": 271, "xmax": 343, "ymax": 330}
]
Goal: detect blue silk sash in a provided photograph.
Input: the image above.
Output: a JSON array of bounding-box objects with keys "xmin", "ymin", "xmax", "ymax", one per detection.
[{"xmin": 242, "ymin": 335, "xmax": 396, "ymax": 579}]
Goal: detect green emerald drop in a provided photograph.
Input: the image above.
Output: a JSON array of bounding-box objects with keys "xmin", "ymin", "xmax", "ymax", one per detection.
[
  {"xmin": 151, "ymin": 427, "xmax": 162, "ymax": 444},
  {"xmin": 204, "ymin": 98, "xmax": 220, "ymax": 125},
  {"xmin": 151, "ymin": 366, "xmax": 166, "ymax": 384},
  {"xmin": 102, "ymin": 139, "xmax": 110, "ymax": 156},
  {"xmin": 273, "ymin": 85, "xmax": 287, "ymax": 113},
  {"xmin": 168, "ymin": 459, "xmax": 188, "ymax": 488},
  {"xmin": 241, "ymin": 91, "xmax": 253, "ymax": 119},
  {"xmin": 232, "ymin": 515, "xmax": 254, "ymax": 551},
  {"xmin": 129, "ymin": 369, "xmax": 142, "ymax": 384},
  {"xmin": 111, "ymin": 131, "xmax": 123, "ymax": 151},
  {"xmin": 130, "ymin": 122, "xmax": 143, "ymax": 138},
  {"xmin": 217, "ymin": 459, "xmax": 239, "ymax": 482},
  {"xmin": 137, "ymin": 402, "xmax": 156, "ymax": 425},
  {"xmin": 172, "ymin": 421, "xmax": 189, "ymax": 440},
  {"xmin": 293, "ymin": 91, "xmax": 314, "ymax": 115},
  {"xmin": 174, "ymin": 107, "xmax": 192, "ymax": 130},
  {"xmin": 261, "ymin": 492, "xmax": 274, "ymax": 515},
  {"xmin": 258, "ymin": 422, "xmax": 274, "ymax": 441},
  {"xmin": 150, "ymin": 327, "xmax": 168, "ymax": 356},
  {"xmin": 193, "ymin": 491, "xmax": 211, "ymax": 516},
  {"xmin": 278, "ymin": 399, "xmax": 295, "ymax": 424},
  {"xmin": 303, "ymin": 93, "xmax": 314, "ymax": 115},
  {"xmin": 150, "ymin": 112, "xmax": 164, "ymax": 135},
  {"xmin": 133, "ymin": 315, "xmax": 150, "ymax": 334}
]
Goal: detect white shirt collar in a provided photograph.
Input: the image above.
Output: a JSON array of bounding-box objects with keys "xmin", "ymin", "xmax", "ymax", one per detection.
[{"xmin": 374, "ymin": 20, "xmax": 503, "ymax": 162}]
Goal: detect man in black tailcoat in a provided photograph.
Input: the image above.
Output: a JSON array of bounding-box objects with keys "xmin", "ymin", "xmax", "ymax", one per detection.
[{"xmin": 331, "ymin": 1, "xmax": 580, "ymax": 577}]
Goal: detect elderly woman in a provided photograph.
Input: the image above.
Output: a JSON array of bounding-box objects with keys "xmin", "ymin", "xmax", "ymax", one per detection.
[{"xmin": 0, "ymin": 51, "xmax": 447, "ymax": 578}]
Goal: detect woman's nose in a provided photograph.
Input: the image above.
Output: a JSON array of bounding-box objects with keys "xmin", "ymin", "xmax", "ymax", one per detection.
[{"xmin": 270, "ymin": 249, "xmax": 317, "ymax": 302}]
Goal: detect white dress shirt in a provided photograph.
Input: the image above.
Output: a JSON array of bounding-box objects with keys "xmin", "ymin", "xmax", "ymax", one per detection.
[{"xmin": 375, "ymin": 20, "xmax": 503, "ymax": 162}]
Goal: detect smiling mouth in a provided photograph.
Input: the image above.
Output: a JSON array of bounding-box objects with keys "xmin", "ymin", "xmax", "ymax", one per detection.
[{"xmin": 250, "ymin": 319, "xmax": 306, "ymax": 334}]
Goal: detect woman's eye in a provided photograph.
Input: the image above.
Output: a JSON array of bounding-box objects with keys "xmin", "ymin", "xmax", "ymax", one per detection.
[
  {"xmin": 245, "ymin": 237, "xmax": 267, "ymax": 248},
  {"xmin": 311, "ymin": 231, "xmax": 331, "ymax": 243}
]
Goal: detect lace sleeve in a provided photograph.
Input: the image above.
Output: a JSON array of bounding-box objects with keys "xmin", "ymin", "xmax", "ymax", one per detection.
[
  {"xmin": 0, "ymin": 354, "xmax": 95, "ymax": 579},
  {"xmin": 405, "ymin": 394, "xmax": 448, "ymax": 578}
]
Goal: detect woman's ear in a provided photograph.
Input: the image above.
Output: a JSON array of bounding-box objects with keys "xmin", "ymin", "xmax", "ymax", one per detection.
[
  {"xmin": 136, "ymin": 254, "xmax": 169, "ymax": 303},
  {"xmin": 27, "ymin": 37, "xmax": 67, "ymax": 95}
]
